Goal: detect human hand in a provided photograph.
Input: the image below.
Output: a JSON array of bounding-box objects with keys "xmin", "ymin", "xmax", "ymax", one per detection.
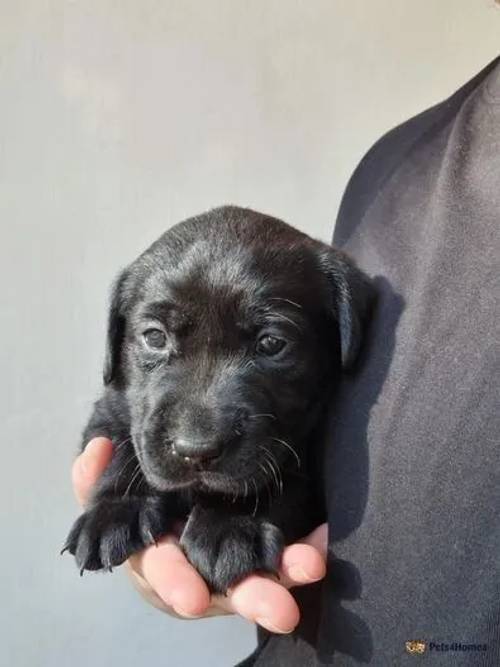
[{"xmin": 72, "ymin": 437, "xmax": 327, "ymax": 634}]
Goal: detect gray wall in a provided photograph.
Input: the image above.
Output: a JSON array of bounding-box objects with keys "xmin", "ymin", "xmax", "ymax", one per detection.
[{"xmin": 1, "ymin": 2, "xmax": 498, "ymax": 665}]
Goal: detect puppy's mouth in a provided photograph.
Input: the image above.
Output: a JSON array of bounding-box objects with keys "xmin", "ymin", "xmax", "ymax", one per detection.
[
  {"xmin": 140, "ymin": 462, "xmax": 243, "ymax": 494},
  {"xmin": 135, "ymin": 433, "xmax": 246, "ymax": 492}
]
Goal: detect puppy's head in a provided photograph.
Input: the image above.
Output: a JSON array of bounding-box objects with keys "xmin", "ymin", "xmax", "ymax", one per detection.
[{"xmin": 103, "ymin": 207, "xmax": 373, "ymax": 494}]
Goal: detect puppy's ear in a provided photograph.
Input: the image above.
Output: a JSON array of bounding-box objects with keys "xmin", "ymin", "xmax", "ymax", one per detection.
[
  {"xmin": 103, "ymin": 270, "xmax": 128, "ymax": 385},
  {"xmin": 318, "ymin": 248, "xmax": 375, "ymax": 370}
]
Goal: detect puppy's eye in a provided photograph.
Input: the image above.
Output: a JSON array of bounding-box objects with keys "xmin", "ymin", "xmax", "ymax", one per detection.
[
  {"xmin": 142, "ymin": 328, "xmax": 167, "ymax": 350},
  {"xmin": 256, "ymin": 335, "xmax": 286, "ymax": 357}
]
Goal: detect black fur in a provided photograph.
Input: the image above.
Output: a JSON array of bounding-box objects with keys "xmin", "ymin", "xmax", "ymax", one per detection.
[{"xmin": 63, "ymin": 206, "xmax": 374, "ymax": 593}]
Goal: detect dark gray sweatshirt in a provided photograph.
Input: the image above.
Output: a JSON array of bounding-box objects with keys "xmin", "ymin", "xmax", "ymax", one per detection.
[{"xmin": 244, "ymin": 56, "xmax": 500, "ymax": 667}]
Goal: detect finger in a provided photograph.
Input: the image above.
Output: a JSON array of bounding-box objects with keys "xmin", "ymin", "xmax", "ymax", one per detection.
[
  {"xmin": 125, "ymin": 561, "xmax": 173, "ymax": 614},
  {"xmin": 223, "ymin": 575, "xmax": 301, "ymax": 634},
  {"xmin": 134, "ymin": 536, "xmax": 211, "ymax": 618},
  {"xmin": 126, "ymin": 558, "xmax": 232, "ymax": 619},
  {"xmin": 279, "ymin": 543, "xmax": 326, "ymax": 588},
  {"xmin": 72, "ymin": 437, "xmax": 114, "ymax": 507},
  {"xmin": 299, "ymin": 523, "xmax": 328, "ymax": 556},
  {"xmin": 279, "ymin": 523, "xmax": 328, "ymax": 588}
]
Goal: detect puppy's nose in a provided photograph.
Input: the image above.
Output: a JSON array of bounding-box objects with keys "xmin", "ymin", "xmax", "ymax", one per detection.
[{"xmin": 172, "ymin": 437, "xmax": 222, "ymax": 462}]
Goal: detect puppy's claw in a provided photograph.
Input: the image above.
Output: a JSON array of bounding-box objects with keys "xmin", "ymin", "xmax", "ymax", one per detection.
[
  {"xmin": 145, "ymin": 529, "xmax": 157, "ymax": 547},
  {"xmin": 64, "ymin": 497, "xmax": 172, "ymax": 575}
]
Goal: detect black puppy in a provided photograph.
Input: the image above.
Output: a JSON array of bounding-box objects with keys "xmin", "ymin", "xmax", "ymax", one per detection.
[{"xmin": 63, "ymin": 206, "xmax": 373, "ymax": 593}]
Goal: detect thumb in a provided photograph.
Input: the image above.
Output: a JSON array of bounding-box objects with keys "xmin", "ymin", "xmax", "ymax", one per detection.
[{"xmin": 72, "ymin": 437, "xmax": 114, "ymax": 507}]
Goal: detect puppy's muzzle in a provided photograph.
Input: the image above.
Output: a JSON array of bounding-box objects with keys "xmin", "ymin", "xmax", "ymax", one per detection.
[{"xmin": 169, "ymin": 404, "xmax": 249, "ymax": 464}]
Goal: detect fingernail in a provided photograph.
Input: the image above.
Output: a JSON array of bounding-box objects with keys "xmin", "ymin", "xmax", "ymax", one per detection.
[
  {"xmin": 173, "ymin": 605, "xmax": 203, "ymax": 619},
  {"xmin": 169, "ymin": 589, "xmax": 205, "ymax": 619},
  {"xmin": 286, "ymin": 565, "xmax": 322, "ymax": 583},
  {"xmin": 79, "ymin": 439, "xmax": 101, "ymax": 473},
  {"xmin": 255, "ymin": 617, "xmax": 295, "ymax": 634},
  {"xmin": 85, "ymin": 438, "xmax": 106, "ymax": 453}
]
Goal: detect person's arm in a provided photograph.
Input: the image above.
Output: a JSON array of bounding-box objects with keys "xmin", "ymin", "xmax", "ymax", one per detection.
[{"xmin": 72, "ymin": 437, "xmax": 327, "ymax": 634}]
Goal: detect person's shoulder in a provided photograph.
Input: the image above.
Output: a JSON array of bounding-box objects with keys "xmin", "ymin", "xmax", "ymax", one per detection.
[{"xmin": 334, "ymin": 57, "xmax": 500, "ymax": 246}]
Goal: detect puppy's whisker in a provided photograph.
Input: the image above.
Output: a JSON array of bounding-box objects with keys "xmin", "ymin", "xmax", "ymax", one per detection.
[
  {"xmin": 261, "ymin": 447, "xmax": 283, "ymax": 497},
  {"xmin": 123, "ymin": 464, "xmax": 142, "ymax": 498},
  {"xmin": 248, "ymin": 413, "xmax": 277, "ymax": 421},
  {"xmin": 256, "ymin": 461, "xmax": 269, "ymax": 479},
  {"xmin": 257, "ymin": 461, "xmax": 273, "ymax": 504},
  {"xmin": 263, "ymin": 457, "xmax": 279, "ymax": 498},
  {"xmin": 117, "ymin": 451, "xmax": 138, "ymax": 470},
  {"xmin": 258, "ymin": 446, "xmax": 277, "ymax": 494},
  {"xmin": 135, "ymin": 474, "xmax": 146, "ymax": 495},
  {"xmin": 269, "ymin": 297, "xmax": 303, "ymax": 310},
  {"xmin": 251, "ymin": 478, "xmax": 259, "ymax": 517},
  {"xmin": 113, "ymin": 451, "xmax": 139, "ymax": 493},
  {"xmin": 113, "ymin": 435, "xmax": 132, "ymax": 451},
  {"xmin": 270, "ymin": 437, "xmax": 301, "ymax": 469}
]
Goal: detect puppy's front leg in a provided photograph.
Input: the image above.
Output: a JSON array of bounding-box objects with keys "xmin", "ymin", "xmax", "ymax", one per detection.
[
  {"xmin": 180, "ymin": 505, "xmax": 284, "ymax": 594},
  {"xmin": 63, "ymin": 451, "xmax": 181, "ymax": 573}
]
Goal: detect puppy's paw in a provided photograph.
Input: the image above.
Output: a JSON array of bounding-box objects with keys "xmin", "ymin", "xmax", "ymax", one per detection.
[
  {"xmin": 180, "ymin": 505, "xmax": 284, "ymax": 593},
  {"xmin": 62, "ymin": 497, "xmax": 169, "ymax": 573}
]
